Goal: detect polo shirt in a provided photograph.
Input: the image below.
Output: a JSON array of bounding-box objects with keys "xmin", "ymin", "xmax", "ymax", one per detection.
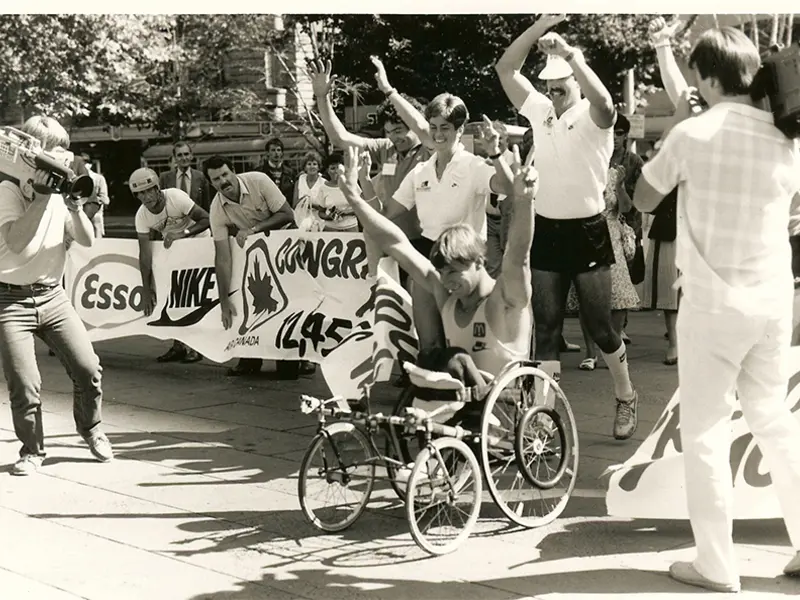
[
  {"xmin": 135, "ymin": 188, "xmax": 210, "ymax": 238},
  {"xmin": 642, "ymin": 102, "xmax": 800, "ymax": 315},
  {"xmin": 520, "ymin": 93, "xmax": 613, "ymax": 220},
  {"xmin": 393, "ymin": 145, "xmax": 495, "ymax": 241},
  {"xmin": 209, "ymin": 172, "xmax": 287, "ymax": 241},
  {"xmin": 0, "ymin": 181, "xmax": 69, "ymax": 286},
  {"xmin": 362, "ymin": 137, "xmax": 432, "ymax": 202}
]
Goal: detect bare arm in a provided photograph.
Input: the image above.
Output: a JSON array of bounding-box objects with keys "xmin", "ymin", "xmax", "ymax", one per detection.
[
  {"xmin": 338, "ymin": 147, "xmax": 446, "ymax": 304},
  {"xmin": 64, "ymin": 206, "xmax": 94, "ymax": 248},
  {"xmin": 649, "ymin": 17, "xmax": 689, "ymax": 107},
  {"xmin": 565, "ymin": 49, "xmax": 615, "ymax": 128},
  {"xmin": 309, "ymin": 60, "xmax": 371, "ymax": 149},
  {"xmin": 497, "ymin": 153, "xmax": 537, "ymax": 309},
  {"xmin": 370, "ymin": 57, "xmax": 434, "ymax": 147},
  {"xmin": 214, "ymin": 239, "xmax": 233, "ymax": 300},
  {"xmin": 184, "ymin": 204, "xmax": 209, "ymax": 235},
  {"xmin": 495, "ymin": 15, "xmax": 566, "ymax": 109},
  {"xmin": 137, "ymin": 234, "xmax": 155, "ymax": 290},
  {"xmin": 253, "ymin": 201, "xmax": 293, "ymax": 234}
]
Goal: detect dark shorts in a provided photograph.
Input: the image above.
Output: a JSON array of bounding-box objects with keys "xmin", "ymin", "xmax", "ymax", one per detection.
[
  {"xmin": 400, "ymin": 237, "xmax": 436, "ymax": 288},
  {"xmin": 531, "ymin": 213, "xmax": 615, "ymax": 274}
]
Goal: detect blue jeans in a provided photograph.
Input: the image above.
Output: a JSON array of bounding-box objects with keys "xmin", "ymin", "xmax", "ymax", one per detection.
[{"xmin": 0, "ymin": 284, "xmax": 103, "ymax": 457}]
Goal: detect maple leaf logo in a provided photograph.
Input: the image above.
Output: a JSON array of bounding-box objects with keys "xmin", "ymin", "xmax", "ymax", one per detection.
[
  {"xmin": 238, "ymin": 238, "xmax": 288, "ymax": 336},
  {"xmin": 247, "ymin": 260, "xmax": 278, "ymax": 316}
]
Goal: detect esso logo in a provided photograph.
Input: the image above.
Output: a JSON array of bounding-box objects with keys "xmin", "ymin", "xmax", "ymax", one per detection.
[{"xmin": 71, "ymin": 254, "xmax": 145, "ymax": 330}]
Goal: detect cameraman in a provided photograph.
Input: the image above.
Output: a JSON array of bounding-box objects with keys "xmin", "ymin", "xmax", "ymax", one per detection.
[{"xmin": 0, "ymin": 116, "xmax": 113, "ymax": 476}]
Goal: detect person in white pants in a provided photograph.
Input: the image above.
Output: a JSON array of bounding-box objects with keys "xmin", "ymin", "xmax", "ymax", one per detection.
[{"xmin": 635, "ymin": 26, "xmax": 800, "ymax": 593}]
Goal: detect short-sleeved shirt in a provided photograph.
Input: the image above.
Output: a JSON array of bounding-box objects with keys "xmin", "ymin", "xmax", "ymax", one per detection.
[
  {"xmin": 0, "ymin": 181, "xmax": 69, "ymax": 285},
  {"xmin": 393, "ymin": 145, "xmax": 495, "ymax": 241},
  {"xmin": 362, "ymin": 138, "xmax": 432, "ymax": 202},
  {"xmin": 209, "ymin": 172, "xmax": 287, "ymax": 241},
  {"xmin": 135, "ymin": 188, "xmax": 210, "ymax": 238},
  {"xmin": 312, "ymin": 184, "xmax": 358, "ymax": 231},
  {"xmin": 520, "ymin": 93, "xmax": 613, "ymax": 219},
  {"xmin": 641, "ymin": 102, "xmax": 800, "ymax": 315}
]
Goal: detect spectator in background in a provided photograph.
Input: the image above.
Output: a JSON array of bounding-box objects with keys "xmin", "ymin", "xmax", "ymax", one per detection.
[
  {"xmin": 80, "ymin": 153, "xmax": 109, "ymax": 238},
  {"xmin": 292, "ymin": 151, "xmax": 324, "ymax": 209},
  {"xmin": 311, "ymin": 153, "xmax": 359, "ymax": 233},
  {"xmin": 129, "ymin": 167, "xmax": 210, "ymax": 364},
  {"xmin": 204, "ymin": 155, "xmax": 307, "ymax": 379},
  {"xmin": 259, "ymin": 137, "xmax": 296, "ymax": 202},
  {"xmin": 159, "ymin": 141, "xmax": 211, "ymax": 212},
  {"xmin": 310, "ymin": 59, "xmax": 429, "ymax": 245}
]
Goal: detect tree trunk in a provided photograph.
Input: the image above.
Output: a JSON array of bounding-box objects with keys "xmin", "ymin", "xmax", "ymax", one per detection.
[{"xmin": 786, "ymin": 14, "xmax": 795, "ymax": 46}]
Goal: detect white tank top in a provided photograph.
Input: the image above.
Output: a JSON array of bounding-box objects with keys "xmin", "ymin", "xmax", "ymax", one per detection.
[
  {"xmin": 441, "ymin": 294, "xmax": 530, "ymax": 376},
  {"xmin": 297, "ymin": 173, "xmax": 323, "ymax": 203}
]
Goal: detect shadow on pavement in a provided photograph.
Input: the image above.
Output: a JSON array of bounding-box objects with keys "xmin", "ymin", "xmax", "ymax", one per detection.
[{"xmin": 186, "ymin": 567, "xmax": 800, "ymax": 599}]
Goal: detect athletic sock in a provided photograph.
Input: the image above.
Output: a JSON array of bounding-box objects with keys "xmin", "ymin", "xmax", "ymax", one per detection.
[
  {"xmin": 534, "ymin": 360, "xmax": 561, "ymax": 408},
  {"xmin": 600, "ymin": 342, "xmax": 635, "ymax": 401}
]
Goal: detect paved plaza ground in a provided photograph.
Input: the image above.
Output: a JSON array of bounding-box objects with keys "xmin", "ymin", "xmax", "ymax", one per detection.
[{"xmin": 1, "ymin": 311, "xmax": 798, "ymax": 599}]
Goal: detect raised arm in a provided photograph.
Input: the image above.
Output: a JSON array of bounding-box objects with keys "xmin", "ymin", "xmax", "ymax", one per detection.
[
  {"xmin": 338, "ymin": 146, "xmax": 446, "ymax": 304},
  {"xmin": 370, "ymin": 56, "xmax": 434, "ymax": 147},
  {"xmin": 497, "ymin": 147, "xmax": 537, "ymax": 309},
  {"xmin": 495, "ymin": 14, "xmax": 566, "ymax": 109},
  {"xmin": 310, "ymin": 60, "xmax": 371, "ymax": 150},
  {"xmin": 539, "ymin": 32, "xmax": 615, "ymax": 128},
  {"xmin": 649, "ymin": 17, "xmax": 689, "ymax": 107}
]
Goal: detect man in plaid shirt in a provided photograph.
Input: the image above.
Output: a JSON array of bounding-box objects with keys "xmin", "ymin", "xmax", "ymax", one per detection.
[{"xmin": 635, "ymin": 26, "xmax": 800, "ymax": 594}]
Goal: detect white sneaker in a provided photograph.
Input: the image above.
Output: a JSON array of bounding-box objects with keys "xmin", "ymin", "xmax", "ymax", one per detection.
[{"xmin": 11, "ymin": 454, "xmax": 44, "ymax": 476}]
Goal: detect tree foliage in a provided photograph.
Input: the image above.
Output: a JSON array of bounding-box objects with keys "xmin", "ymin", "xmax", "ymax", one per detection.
[{"xmin": 288, "ymin": 14, "xmax": 680, "ymax": 122}]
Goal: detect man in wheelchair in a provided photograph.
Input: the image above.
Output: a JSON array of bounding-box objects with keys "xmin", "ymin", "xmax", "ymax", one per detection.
[{"xmin": 337, "ymin": 144, "xmax": 537, "ymax": 429}]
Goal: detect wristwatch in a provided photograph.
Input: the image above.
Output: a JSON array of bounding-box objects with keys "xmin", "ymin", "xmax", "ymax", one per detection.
[{"xmin": 183, "ymin": 228, "xmax": 191, "ymax": 237}]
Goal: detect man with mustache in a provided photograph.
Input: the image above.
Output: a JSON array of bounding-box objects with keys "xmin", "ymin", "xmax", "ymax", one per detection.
[
  {"xmin": 204, "ymin": 156, "xmax": 300, "ymax": 379},
  {"xmin": 496, "ymin": 14, "xmax": 638, "ymax": 439}
]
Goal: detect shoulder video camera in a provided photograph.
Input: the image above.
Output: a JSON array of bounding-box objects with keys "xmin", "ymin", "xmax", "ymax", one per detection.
[
  {"xmin": 752, "ymin": 43, "xmax": 800, "ymax": 139},
  {"xmin": 0, "ymin": 126, "xmax": 94, "ymax": 199}
]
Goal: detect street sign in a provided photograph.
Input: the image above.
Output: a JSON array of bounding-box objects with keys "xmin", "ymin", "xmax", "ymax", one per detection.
[{"xmin": 628, "ymin": 114, "xmax": 646, "ymax": 139}]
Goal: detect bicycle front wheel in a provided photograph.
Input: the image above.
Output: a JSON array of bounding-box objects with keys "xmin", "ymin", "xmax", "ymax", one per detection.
[
  {"xmin": 405, "ymin": 437, "xmax": 482, "ymax": 555},
  {"xmin": 298, "ymin": 422, "xmax": 376, "ymax": 532}
]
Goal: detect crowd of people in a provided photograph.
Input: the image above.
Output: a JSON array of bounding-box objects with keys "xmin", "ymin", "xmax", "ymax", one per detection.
[{"xmin": 0, "ymin": 14, "xmax": 798, "ymax": 592}]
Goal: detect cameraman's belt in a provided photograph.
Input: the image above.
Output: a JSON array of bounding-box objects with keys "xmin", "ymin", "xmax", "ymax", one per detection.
[{"xmin": 0, "ymin": 281, "xmax": 59, "ymax": 294}]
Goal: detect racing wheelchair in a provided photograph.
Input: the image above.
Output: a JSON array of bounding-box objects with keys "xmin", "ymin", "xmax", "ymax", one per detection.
[{"xmin": 296, "ymin": 358, "xmax": 579, "ymax": 555}]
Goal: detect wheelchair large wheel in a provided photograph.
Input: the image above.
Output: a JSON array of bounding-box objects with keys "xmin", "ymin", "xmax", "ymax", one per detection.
[
  {"xmin": 298, "ymin": 422, "xmax": 376, "ymax": 533},
  {"xmin": 479, "ymin": 362, "xmax": 579, "ymax": 528},
  {"xmin": 406, "ymin": 437, "xmax": 482, "ymax": 555},
  {"xmin": 515, "ymin": 405, "xmax": 570, "ymax": 490}
]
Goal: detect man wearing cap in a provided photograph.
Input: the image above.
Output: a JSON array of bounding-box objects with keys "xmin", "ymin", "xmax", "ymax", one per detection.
[
  {"xmin": 496, "ymin": 14, "xmax": 639, "ymax": 440},
  {"xmin": 130, "ymin": 167, "xmax": 210, "ymax": 363}
]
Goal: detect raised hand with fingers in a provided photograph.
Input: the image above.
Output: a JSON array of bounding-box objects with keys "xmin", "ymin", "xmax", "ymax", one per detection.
[
  {"xmin": 512, "ymin": 143, "xmax": 539, "ymax": 201},
  {"xmin": 309, "ymin": 58, "xmax": 335, "ymax": 97},
  {"xmin": 358, "ymin": 150, "xmax": 372, "ymax": 180},
  {"xmin": 536, "ymin": 14, "xmax": 568, "ymax": 29},
  {"xmin": 481, "ymin": 115, "xmax": 501, "ymax": 156},
  {"xmin": 648, "ymin": 17, "xmax": 683, "ymax": 46},
  {"xmin": 537, "ymin": 32, "xmax": 573, "ymax": 58},
  {"xmin": 338, "ymin": 146, "xmax": 361, "ymax": 196},
  {"xmin": 369, "ymin": 56, "xmax": 393, "ymax": 94}
]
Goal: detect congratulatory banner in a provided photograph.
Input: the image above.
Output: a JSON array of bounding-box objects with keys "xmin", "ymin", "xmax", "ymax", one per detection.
[
  {"xmin": 64, "ymin": 234, "xmax": 418, "ymax": 400},
  {"xmin": 606, "ymin": 347, "xmax": 800, "ymax": 520}
]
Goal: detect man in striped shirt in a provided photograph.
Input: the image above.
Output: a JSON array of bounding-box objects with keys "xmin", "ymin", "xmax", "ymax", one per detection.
[{"xmin": 635, "ymin": 26, "xmax": 800, "ymax": 593}]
